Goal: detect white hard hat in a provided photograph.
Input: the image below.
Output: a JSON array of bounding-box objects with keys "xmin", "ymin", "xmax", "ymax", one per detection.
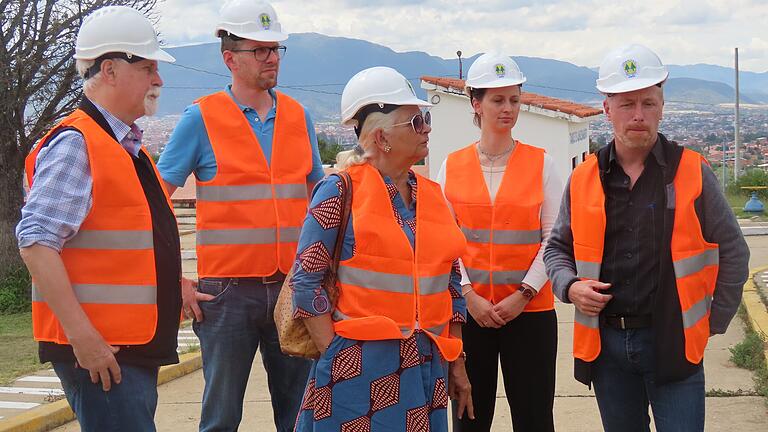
[
  {"xmin": 465, "ymin": 52, "xmax": 526, "ymax": 90},
  {"xmin": 74, "ymin": 6, "xmax": 175, "ymax": 63},
  {"xmin": 596, "ymin": 44, "xmax": 668, "ymax": 94},
  {"xmin": 215, "ymin": 0, "xmax": 287, "ymax": 42},
  {"xmin": 340, "ymin": 66, "xmax": 431, "ymax": 127}
]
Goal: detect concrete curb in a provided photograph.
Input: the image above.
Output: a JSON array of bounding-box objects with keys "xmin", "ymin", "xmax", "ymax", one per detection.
[
  {"xmin": 742, "ymin": 266, "xmax": 768, "ymax": 369},
  {"xmin": 0, "ymin": 352, "xmax": 202, "ymax": 432}
]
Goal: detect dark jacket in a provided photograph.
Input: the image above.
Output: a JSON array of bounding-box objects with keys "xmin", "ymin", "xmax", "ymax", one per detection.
[{"xmin": 544, "ymin": 133, "xmax": 750, "ymax": 385}]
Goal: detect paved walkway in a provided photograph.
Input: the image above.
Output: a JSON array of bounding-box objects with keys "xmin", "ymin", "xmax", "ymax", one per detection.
[{"xmin": 47, "ymin": 235, "xmax": 768, "ymax": 431}]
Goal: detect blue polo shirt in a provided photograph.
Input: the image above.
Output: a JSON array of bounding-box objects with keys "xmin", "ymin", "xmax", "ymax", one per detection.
[{"xmin": 157, "ymin": 86, "xmax": 325, "ymax": 187}]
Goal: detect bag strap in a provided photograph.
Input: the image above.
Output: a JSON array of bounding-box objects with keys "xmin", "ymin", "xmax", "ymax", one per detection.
[{"xmin": 324, "ymin": 171, "xmax": 353, "ymax": 287}]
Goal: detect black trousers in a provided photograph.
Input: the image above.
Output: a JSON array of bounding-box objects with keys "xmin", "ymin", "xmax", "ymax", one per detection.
[{"xmin": 453, "ymin": 309, "xmax": 558, "ymax": 432}]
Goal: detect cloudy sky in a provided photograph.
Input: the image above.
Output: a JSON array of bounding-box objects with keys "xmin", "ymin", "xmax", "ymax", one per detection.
[{"xmin": 157, "ymin": 0, "xmax": 768, "ymax": 72}]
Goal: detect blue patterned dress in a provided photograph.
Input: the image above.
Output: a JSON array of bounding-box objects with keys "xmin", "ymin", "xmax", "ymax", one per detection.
[{"xmin": 291, "ymin": 170, "xmax": 466, "ymax": 432}]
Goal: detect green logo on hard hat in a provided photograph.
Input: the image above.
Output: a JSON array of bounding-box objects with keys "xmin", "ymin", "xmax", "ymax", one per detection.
[
  {"xmin": 623, "ymin": 59, "xmax": 638, "ymax": 78},
  {"xmin": 259, "ymin": 13, "xmax": 271, "ymax": 30},
  {"xmin": 495, "ymin": 63, "xmax": 506, "ymax": 78}
]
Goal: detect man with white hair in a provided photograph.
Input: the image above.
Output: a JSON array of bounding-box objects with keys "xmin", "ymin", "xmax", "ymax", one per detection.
[
  {"xmin": 544, "ymin": 44, "xmax": 749, "ymax": 431},
  {"xmin": 157, "ymin": 1, "xmax": 322, "ymax": 431},
  {"xmin": 16, "ymin": 6, "xmax": 179, "ymax": 431}
]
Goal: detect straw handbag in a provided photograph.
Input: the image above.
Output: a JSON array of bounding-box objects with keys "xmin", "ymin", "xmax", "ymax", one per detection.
[{"xmin": 274, "ymin": 172, "xmax": 352, "ymax": 359}]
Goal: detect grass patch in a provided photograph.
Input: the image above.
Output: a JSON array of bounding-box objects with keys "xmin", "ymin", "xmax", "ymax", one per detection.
[
  {"xmin": 706, "ymin": 388, "xmax": 759, "ymax": 397},
  {"xmin": 0, "ymin": 312, "xmax": 47, "ymax": 385},
  {"xmin": 0, "ymin": 266, "xmax": 31, "ymax": 314},
  {"xmin": 730, "ymin": 306, "xmax": 768, "ymax": 398}
]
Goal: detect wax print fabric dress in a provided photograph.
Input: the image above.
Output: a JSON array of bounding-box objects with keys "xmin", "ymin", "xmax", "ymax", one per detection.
[{"xmin": 291, "ymin": 171, "xmax": 466, "ymax": 432}]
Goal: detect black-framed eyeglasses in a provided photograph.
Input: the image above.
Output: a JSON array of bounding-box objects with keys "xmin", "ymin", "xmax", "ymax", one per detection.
[
  {"xmin": 230, "ymin": 45, "xmax": 286, "ymax": 61},
  {"xmin": 390, "ymin": 111, "xmax": 431, "ymax": 134}
]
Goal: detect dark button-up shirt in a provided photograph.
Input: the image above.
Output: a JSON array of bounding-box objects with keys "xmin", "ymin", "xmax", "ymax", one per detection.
[{"xmin": 600, "ymin": 139, "xmax": 666, "ymax": 316}]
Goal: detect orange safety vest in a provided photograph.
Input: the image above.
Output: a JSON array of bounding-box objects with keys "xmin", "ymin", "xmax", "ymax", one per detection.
[
  {"xmin": 570, "ymin": 149, "xmax": 718, "ymax": 364},
  {"xmin": 444, "ymin": 142, "xmax": 554, "ymax": 312},
  {"xmin": 332, "ymin": 163, "xmax": 467, "ymax": 361},
  {"xmin": 26, "ymin": 109, "xmax": 172, "ymax": 345},
  {"xmin": 195, "ymin": 91, "xmax": 312, "ymax": 278}
]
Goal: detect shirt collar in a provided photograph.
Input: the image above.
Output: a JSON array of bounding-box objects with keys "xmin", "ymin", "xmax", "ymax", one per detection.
[
  {"xmin": 90, "ymin": 101, "xmax": 142, "ymax": 157},
  {"xmin": 225, "ymin": 85, "xmax": 277, "ymax": 117}
]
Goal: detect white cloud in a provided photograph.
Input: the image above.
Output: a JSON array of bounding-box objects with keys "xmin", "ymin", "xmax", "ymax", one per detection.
[{"xmin": 154, "ymin": 0, "xmax": 768, "ymax": 72}]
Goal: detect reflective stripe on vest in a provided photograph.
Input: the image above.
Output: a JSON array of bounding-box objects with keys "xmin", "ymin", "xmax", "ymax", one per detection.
[
  {"xmin": 682, "ymin": 295, "xmax": 713, "ymax": 329},
  {"xmin": 464, "ymin": 267, "xmax": 527, "ymax": 285},
  {"xmin": 196, "ymin": 183, "xmax": 307, "ymax": 202},
  {"xmin": 32, "ymin": 283, "xmax": 156, "ymax": 304},
  {"xmin": 338, "ymin": 266, "xmax": 451, "ymax": 296},
  {"xmin": 196, "ymin": 227, "xmax": 301, "ymax": 245},
  {"xmin": 673, "ymin": 249, "xmax": 719, "ymax": 278},
  {"xmin": 575, "ymin": 260, "xmax": 601, "ymax": 280},
  {"xmin": 64, "ymin": 230, "xmax": 154, "ymax": 250},
  {"xmin": 460, "ymin": 227, "xmax": 542, "ymax": 245}
]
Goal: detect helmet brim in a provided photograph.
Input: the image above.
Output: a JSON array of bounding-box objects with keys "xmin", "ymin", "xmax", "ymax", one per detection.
[
  {"xmin": 342, "ymin": 97, "xmax": 433, "ymax": 126},
  {"xmin": 144, "ymin": 49, "xmax": 176, "ymax": 63},
  {"xmin": 466, "ymin": 76, "xmax": 527, "ymax": 90},
  {"xmin": 596, "ymin": 74, "xmax": 668, "ymax": 94},
  {"xmin": 214, "ymin": 28, "xmax": 288, "ymax": 42}
]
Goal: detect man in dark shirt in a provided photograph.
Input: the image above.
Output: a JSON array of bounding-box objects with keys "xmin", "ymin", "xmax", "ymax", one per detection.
[
  {"xmin": 600, "ymin": 141, "xmax": 666, "ymax": 317},
  {"xmin": 544, "ymin": 44, "xmax": 749, "ymax": 432}
]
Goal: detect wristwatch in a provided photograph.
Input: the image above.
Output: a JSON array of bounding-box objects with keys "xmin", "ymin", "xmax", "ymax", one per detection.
[{"xmin": 518, "ymin": 284, "xmax": 536, "ymax": 300}]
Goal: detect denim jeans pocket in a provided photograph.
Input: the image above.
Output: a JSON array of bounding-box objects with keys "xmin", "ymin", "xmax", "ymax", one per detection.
[{"xmin": 197, "ymin": 278, "xmax": 233, "ymax": 303}]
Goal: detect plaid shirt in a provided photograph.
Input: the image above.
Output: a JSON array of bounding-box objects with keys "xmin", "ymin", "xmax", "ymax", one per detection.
[{"xmin": 16, "ymin": 102, "xmax": 143, "ymax": 252}]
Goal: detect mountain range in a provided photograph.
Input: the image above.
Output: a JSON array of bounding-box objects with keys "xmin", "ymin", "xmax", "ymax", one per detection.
[{"xmin": 156, "ymin": 32, "xmax": 768, "ymax": 120}]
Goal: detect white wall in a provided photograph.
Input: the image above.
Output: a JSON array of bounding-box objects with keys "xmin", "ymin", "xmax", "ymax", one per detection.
[
  {"xmin": 425, "ymin": 88, "xmax": 589, "ymax": 183},
  {"xmin": 568, "ymin": 122, "xmax": 591, "ymax": 173}
]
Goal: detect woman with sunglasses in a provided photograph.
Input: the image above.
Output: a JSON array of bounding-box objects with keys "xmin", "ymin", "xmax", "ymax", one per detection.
[
  {"xmin": 437, "ymin": 53, "xmax": 563, "ymax": 431},
  {"xmin": 291, "ymin": 66, "xmax": 473, "ymax": 431}
]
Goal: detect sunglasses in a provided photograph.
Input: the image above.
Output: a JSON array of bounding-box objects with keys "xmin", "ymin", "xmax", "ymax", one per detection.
[{"xmin": 390, "ymin": 111, "xmax": 431, "ymax": 134}]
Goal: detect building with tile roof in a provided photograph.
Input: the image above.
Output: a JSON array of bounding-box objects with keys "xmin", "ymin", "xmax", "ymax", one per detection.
[{"xmin": 421, "ymin": 76, "xmax": 603, "ymax": 181}]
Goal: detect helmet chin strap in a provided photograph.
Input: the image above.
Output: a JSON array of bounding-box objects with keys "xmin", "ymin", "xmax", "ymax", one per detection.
[
  {"xmin": 353, "ymin": 103, "xmax": 400, "ymax": 137},
  {"xmin": 85, "ymin": 52, "xmax": 145, "ymax": 79}
]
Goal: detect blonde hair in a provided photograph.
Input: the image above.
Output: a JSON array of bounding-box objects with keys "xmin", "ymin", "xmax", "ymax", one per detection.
[{"xmin": 336, "ymin": 109, "xmax": 399, "ymax": 169}]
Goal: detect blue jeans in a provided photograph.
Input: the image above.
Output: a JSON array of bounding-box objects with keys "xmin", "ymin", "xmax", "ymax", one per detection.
[
  {"xmin": 53, "ymin": 362, "xmax": 158, "ymax": 432},
  {"xmin": 194, "ymin": 277, "xmax": 312, "ymax": 432},
  {"xmin": 592, "ymin": 326, "xmax": 705, "ymax": 432}
]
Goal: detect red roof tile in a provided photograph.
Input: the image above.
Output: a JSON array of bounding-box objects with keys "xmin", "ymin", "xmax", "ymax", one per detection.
[{"xmin": 421, "ymin": 76, "xmax": 603, "ymax": 119}]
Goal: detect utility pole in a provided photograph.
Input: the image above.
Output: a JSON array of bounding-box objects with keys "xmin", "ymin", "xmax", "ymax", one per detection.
[
  {"xmin": 734, "ymin": 47, "xmax": 741, "ymax": 182},
  {"xmin": 723, "ymin": 139, "xmax": 727, "ymax": 190},
  {"xmin": 457, "ymin": 50, "xmax": 463, "ymax": 79}
]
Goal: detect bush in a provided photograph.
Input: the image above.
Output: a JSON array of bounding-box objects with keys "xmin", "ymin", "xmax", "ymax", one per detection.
[
  {"xmin": 728, "ymin": 169, "xmax": 768, "ymax": 200},
  {"xmin": 0, "ymin": 267, "xmax": 31, "ymax": 314}
]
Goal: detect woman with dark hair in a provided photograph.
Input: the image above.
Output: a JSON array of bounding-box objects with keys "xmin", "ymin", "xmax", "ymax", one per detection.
[{"xmin": 437, "ymin": 52, "xmax": 563, "ymax": 432}]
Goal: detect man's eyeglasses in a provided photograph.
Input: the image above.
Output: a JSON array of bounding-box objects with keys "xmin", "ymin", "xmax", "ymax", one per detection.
[
  {"xmin": 230, "ymin": 45, "xmax": 287, "ymax": 61},
  {"xmin": 390, "ymin": 111, "xmax": 431, "ymax": 134}
]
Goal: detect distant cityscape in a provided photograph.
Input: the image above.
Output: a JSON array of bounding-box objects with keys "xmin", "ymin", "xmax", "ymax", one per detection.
[
  {"xmin": 591, "ymin": 104, "xmax": 768, "ymax": 173},
  {"xmin": 141, "ymin": 103, "xmax": 768, "ymax": 174}
]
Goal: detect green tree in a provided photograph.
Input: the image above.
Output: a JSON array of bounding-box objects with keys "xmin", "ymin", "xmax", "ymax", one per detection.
[
  {"xmin": 0, "ymin": 0, "xmax": 158, "ymax": 282},
  {"xmin": 318, "ymin": 135, "xmax": 343, "ymax": 165}
]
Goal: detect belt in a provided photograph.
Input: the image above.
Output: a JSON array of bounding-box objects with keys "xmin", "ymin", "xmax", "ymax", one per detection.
[
  {"xmin": 602, "ymin": 314, "xmax": 652, "ymax": 330},
  {"xmin": 261, "ymin": 272, "xmax": 286, "ymax": 285}
]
